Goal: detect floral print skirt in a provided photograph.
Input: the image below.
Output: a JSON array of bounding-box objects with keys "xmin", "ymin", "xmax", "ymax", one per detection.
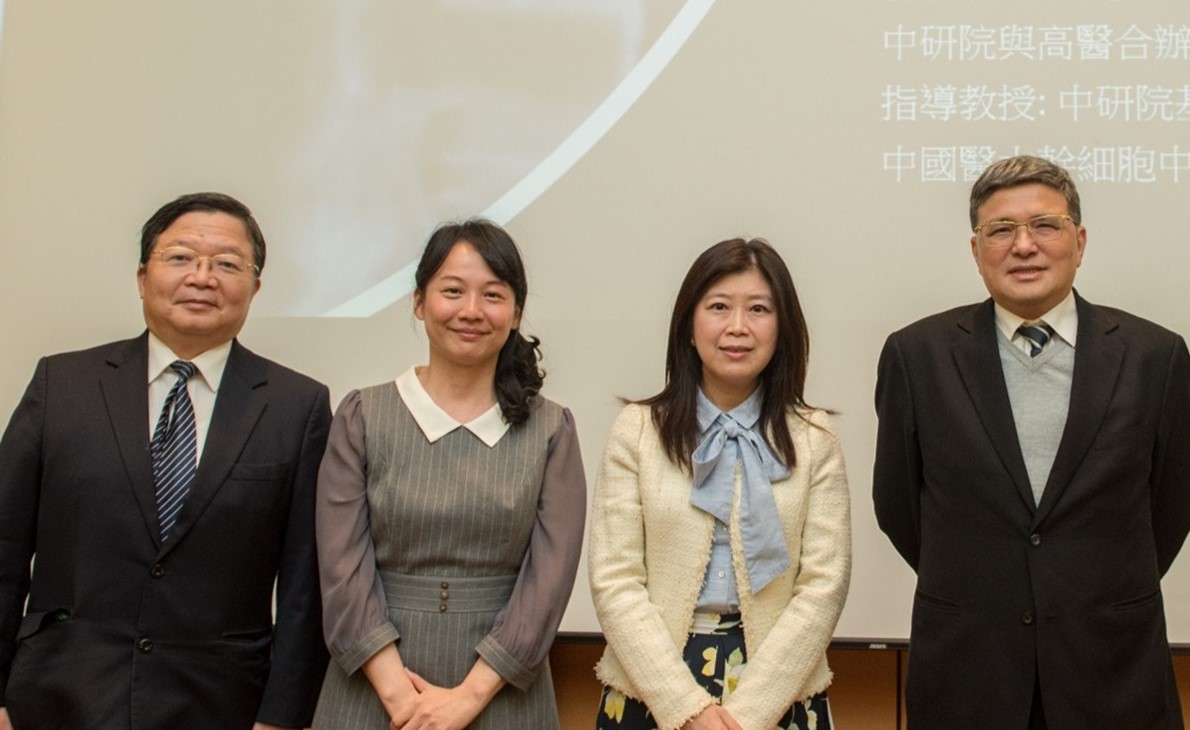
[{"xmin": 596, "ymin": 612, "xmax": 832, "ymax": 729}]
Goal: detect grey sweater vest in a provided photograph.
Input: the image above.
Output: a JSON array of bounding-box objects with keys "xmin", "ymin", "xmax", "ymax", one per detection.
[{"xmin": 998, "ymin": 330, "xmax": 1074, "ymax": 506}]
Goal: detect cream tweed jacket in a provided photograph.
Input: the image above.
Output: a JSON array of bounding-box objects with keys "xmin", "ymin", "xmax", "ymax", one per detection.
[{"xmin": 589, "ymin": 403, "xmax": 851, "ymax": 730}]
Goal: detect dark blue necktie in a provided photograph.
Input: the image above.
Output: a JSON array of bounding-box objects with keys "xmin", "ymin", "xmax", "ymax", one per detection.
[
  {"xmin": 1017, "ymin": 322, "xmax": 1054, "ymax": 357},
  {"xmin": 151, "ymin": 360, "xmax": 198, "ymax": 540}
]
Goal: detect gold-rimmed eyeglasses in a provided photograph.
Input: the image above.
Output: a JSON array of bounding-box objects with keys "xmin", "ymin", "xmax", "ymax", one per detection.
[
  {"xmin": 974, "ymin": 214, "xmax": 1074, "ymax": 247},
  {"xmin": 149, "ymin": 246, "xmax": 260, "ymax": 278}
]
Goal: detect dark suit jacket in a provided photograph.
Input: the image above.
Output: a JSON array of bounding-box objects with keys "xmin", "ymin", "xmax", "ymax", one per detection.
[
  {"xmin": 0, "ymin": 334, "xmax": 331, "ymax": 729},
  {"xmin": 874, "ymin": 294, "xmax": 1190, "ymax": 729}
]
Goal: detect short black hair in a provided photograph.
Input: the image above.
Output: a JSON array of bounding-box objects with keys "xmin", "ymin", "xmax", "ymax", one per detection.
[{"xmin": 140, "ymin": 192, "xmax": 266, "ymax": 273}]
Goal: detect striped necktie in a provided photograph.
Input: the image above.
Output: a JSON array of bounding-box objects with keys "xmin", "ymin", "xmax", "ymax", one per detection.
[
  {"xmin": 152, "ymin": 360, "xmax": 198, "ymax": 540},
  {"xmin": 1017, "ymin": 322, "xmax": 1054, "ymax": 357}
]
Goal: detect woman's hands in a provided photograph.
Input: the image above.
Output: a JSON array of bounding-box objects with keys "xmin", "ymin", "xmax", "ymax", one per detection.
[
  {"xmin": 680, "ymin": 705, "xmax": 743, "ymax": 730},
  {"xmin": 388, "ymin": 657, "xmax": 505, "ymax": 730},
  {"xmin": 389, "ymin": 671, "xmax": 483, "ymax": 730},
  {"xmin": 362, "ymin": 644, "xmax": 420, "ymax": 727}
]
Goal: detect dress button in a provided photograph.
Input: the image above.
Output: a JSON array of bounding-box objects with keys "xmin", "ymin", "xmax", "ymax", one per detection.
[
  {"xmin": 137, "ymin": 638, "xmax": 154, "ymax": 653},
  {"xmin": 1021, "ymin": 611, "xmax": 1035, "ymax": 625},
  {"xmin": 1029, "ymin": 533, "xmax": 1042, "ymax": 547},
  {"xmin": 440, "ymin": 591, "xmax": 449, "ymax": 600},
  {"xmin": 440, "ymin": 581, "xmax": 449, "ymax": 589},
  {"xmin": 439, "ymin": 604, "xmax": 448, "ymax": 613},
  {"xmin": 150, "ymin": 564, "xmax": 166, "ymax": 578}
]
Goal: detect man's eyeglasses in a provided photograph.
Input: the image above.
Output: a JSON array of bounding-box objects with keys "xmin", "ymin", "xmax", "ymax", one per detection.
[
  {"xmin": 149, "ymin": 246, "xmax": 259, "ymax": 278},
  {"xmin": 974, "ymin": 214, "xmax": 1074, "ymax": 247}
]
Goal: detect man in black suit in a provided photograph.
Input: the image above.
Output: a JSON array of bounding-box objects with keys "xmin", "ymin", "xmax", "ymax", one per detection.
[
  {"xmin": 0, "ymin": 193, "xmax": 331, "ymax": 728},
  {"xmin": 874, "ymin": 155, "xmax": 1190, "ymax": 728}
]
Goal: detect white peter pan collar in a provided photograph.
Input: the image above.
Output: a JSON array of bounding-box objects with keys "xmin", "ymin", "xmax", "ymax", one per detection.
[{"xmin": 395, "ymin": 366, "xmax": 510, "ymax": 447}]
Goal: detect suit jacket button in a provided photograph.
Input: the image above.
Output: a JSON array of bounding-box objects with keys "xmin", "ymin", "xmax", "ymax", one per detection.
[
  {"xmin": 1021, "ymin": 611, "xmax": 1035, "ymax": 625},
  {"xmin": 1029, "ymin": 533, "xmax": 1042, "ymax": 547},
  {"xmin": 150, "ymin": 563, "xmax": 166, "ymax": 578},
  {"xmin": 137, "ymin": 638, "xmax": 154, "ymax": 653}
]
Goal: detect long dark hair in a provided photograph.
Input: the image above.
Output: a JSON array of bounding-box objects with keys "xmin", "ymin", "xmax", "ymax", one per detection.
[
  {"xmin": 414, "ymin": 219, "xmax": 543, "ymax": 425},
  {"xmin": 637, "ymin": 238, "xmax": 812, "ymax": 469}
]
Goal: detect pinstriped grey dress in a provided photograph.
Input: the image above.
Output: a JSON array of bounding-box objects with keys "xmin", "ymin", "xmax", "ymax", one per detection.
[{"xmin": 312, "ymin": 371, "xmax": 586, "ymax": 729}]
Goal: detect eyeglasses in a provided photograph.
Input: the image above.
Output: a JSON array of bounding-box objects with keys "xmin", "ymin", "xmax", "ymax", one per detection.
[
  {"xmin": 149, "ymin": 246, "xmax": 259, "ymax": 278},
  {"xmin": 974, "ymin": 214, "xmax": 1074, "ymax": 247}
]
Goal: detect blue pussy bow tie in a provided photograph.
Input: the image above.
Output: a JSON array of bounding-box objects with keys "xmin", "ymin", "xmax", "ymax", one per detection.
[{"xmin": 690, "ymin": 391, "xmax": 792, "ymax": 593}]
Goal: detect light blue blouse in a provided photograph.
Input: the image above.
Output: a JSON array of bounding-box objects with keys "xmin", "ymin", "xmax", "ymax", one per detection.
[{"xmin": 691, "ymin": 388, "xmax": 791, "ymax": 611}]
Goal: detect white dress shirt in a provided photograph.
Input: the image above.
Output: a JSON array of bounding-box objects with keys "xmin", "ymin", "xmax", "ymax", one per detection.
[
  {"xmin": 147, "ymin": 333, "xmax": 232, "ymax": 464},
  {"xmin": 994, "ymin": 289, "xmax": 1079, "ymax": 355}
]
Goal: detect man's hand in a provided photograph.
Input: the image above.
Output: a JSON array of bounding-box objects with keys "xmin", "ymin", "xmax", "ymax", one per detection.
[{"xmin": 1, "ymin": 708, "xmax": 14, "ymax": 730}]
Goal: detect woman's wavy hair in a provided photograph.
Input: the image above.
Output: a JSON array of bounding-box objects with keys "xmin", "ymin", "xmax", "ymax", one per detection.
[
  {"xmin": 414, "ymin": 219, "xmax": 543, "ymax": 425},
  {"xmin": 636, "ymin": 238, "xmax": 812, "ymax": 470}
]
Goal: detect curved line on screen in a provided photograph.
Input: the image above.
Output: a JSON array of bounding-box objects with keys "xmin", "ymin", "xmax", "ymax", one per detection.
[{"xmin": 322, "ymin": 0, "xmax": 718, "ymax": 318}]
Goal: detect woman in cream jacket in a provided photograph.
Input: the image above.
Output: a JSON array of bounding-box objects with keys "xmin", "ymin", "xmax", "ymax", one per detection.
[{"xmin": 589, "ymin": 238, "xmax": 851, "ymax": 730}]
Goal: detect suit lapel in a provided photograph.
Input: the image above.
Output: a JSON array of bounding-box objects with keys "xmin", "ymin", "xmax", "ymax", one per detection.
[
  {"xmin": 1034, "ymin": 295, "xmax": 1123, "ymax": 523},
  {"xmin": 163, "ymin": 341, "xmax": 267, "ymax": 552},
  {"xmin": 99, "ymin": 333, "xmax": 163, "ymax": 549},
  {"xmin": 951, "ymin": 301, "xmax": 1037, "ymax": 511}
]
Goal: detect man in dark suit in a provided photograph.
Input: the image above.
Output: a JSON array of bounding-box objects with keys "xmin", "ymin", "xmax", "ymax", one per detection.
[
  {"xmin": 0, "ymin": 193, "xmax": 331, "ymax": 729},
  {"xmin": 874, "ymin": 155, "xmax": 1190, "ymax": 728}
]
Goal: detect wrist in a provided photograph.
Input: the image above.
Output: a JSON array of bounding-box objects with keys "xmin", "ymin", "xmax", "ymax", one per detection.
[
  {"xmin": 461, "ymin": 668, "xmax": 504, "ymax": 706},
  {"xmin": 379, "ymin": 674, "xmax": 417, "ymax": 709},
  {"xmin": 458, "ymin": 677, "xmax": 490, "ymax": 707}
]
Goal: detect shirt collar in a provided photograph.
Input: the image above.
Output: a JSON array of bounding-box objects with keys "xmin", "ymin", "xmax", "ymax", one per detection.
[
  {"xmin": 394, "ymin": 366, "xmax": 510, "ymax": 447},
  {"xmin": 697, "ymin": 386, "xmax": 763, "ymax": 434},
  {"xmin": 147, "ymin": 332, "xmax": 231, "ymax": 391},
  {"xmin": 994, "ymin": 290, "xmax": 1078, "ymax": 348}
]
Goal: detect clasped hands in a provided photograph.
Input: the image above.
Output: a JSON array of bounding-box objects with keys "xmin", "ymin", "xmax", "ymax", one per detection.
[
  {"xmin": 680, "ymin": 704, "xmax": 743, "ymax": 730},
  {"xmin": 387, "ymin": 669, "xmax": 485, "ymax": 730}
]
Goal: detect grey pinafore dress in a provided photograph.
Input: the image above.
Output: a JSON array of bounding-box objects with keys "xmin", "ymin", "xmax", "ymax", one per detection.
[{"xmin": 312, "ymin": 383, "xmax": 563, "ymax": 728}]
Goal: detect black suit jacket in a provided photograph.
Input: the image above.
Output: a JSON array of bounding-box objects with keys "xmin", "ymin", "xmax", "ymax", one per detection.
[
  {"xmin": 0, "ymin": 334, "xmax": 331, "ymax": 729},
  {"xmin": 874, "ymin": 294, "xmax": 1190, "ymax": 729}
]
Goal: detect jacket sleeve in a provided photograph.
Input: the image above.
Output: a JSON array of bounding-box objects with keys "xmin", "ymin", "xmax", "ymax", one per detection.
[
  {"xmin": 256, "ymin": 381, "xmax": 332, "ymax": 727},
  {"xmin": 477, "ymin": 408, "xmax": 587, "ymax": 690},
  {"xmin": 588, "ymin": 405, "xmax": 716, "ymax": 730},
  {"xmin": 873, "ymin": 332, "xmax": 924, "ymax": 570},
  {"xmin": 723, "ymin": 411, "xmax": 852, "ymax": 728},
  {"xmin": 0, "ymin": 360, "xmax": 46, "ymax": 707},
  {"xmin": 1152, "ymin": 335, "xmax": 1190, "ymax": 576}
]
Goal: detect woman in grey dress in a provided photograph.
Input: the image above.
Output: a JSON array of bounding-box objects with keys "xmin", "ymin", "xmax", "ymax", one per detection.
[{"xmin": 312, "ymin": 219, "xmax": 587, "ymax": 729}]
